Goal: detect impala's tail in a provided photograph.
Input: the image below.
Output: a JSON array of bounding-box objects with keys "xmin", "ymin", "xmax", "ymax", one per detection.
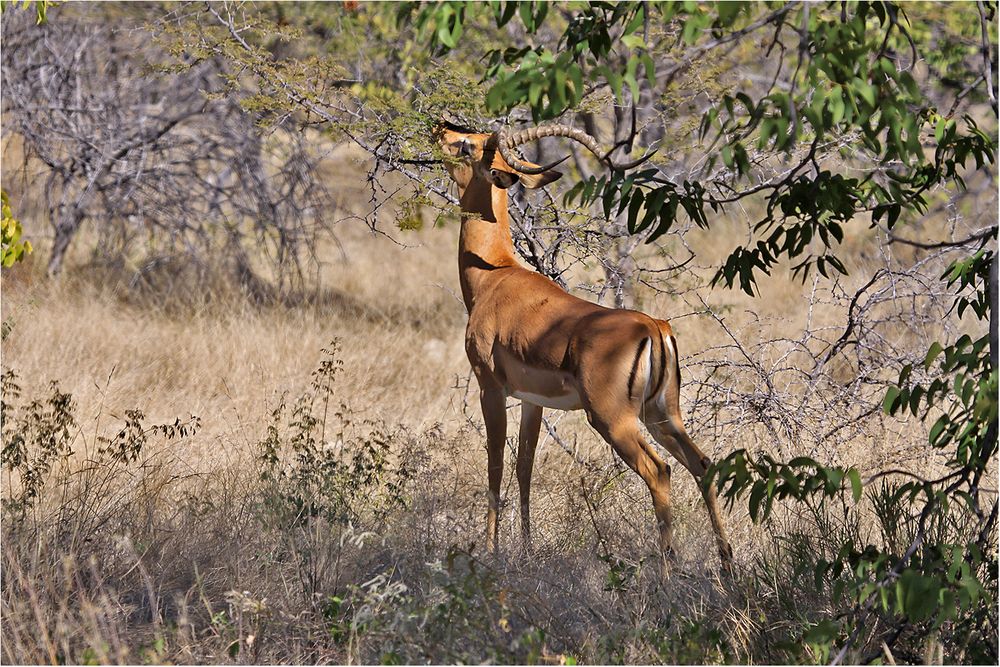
[{"xmin": 624, "ymin": 321, "xmax": 676, "ymax": 409}]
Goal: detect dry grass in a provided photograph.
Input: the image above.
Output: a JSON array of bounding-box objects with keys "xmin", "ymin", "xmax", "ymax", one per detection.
[{"xmin": 1, "ymin": 134, "xmax": 994, "ymax": 664}]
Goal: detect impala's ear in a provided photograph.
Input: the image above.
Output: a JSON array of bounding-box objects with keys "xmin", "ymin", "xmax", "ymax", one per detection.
[{"xmin": 517, "ymin": 169, "xmax": 562, "ymax": 189}]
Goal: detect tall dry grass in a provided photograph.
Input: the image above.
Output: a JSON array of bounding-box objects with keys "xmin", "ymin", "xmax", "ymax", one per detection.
[{"xmin": 2, "ymin": 130, "xmax": 995, "ymax": 663}]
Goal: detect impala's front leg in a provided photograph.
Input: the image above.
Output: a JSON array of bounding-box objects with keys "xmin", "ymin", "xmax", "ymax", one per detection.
[
  {"xmin": 479, "ymin": 380, "xmax": 507, "ymax": 553},
  {"xmin": 517, "ymin": 402, "xmax": 543, "ymax": 550}
]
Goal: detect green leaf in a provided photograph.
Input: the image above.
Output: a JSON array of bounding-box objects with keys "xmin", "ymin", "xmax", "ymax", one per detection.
[
  {"xmin": 883, "ymin": 386, "xmax": 900, "ymax": 414},
  {"xmin": 621, "ymin": 34, "xmax": 645, "ymax": 50},
  {"xmin": 854, "ymin": 78, "xmax": 876, "ymax": 107},
  {"xmin": 519, "ymin": 1, "xmax": 534, "ymax": 30},
  {"xmin": 528, "ymin": 81, "xmax": 543, "ymax": 107},
  {"xmin": 485, "ymin": 84, "xmax": 506, "ymax": 113},
  {"xmin": 802, "ymin": 619, "xmax": 840, "ymax": 649},
  {"xmin": 829, "ymin": 88, "xmax": 845, "ymax": 126},
  {"xmin": 682, "ymin": 16, "xmax": 702, "ymax": 44},
  {"xmin": 635, "ymin": 187, "xmax": 666, "ymax": 234},
  {"xmin": 601, "ymin": 182, "xmax": 616, "ymax": 219},
  {"xmin": 928, "ymin": 415, "xmax": 948, "ymax": 446},
  {"xmin": 624, "ymin": 56, "xmax": 640, "ymax": 101},
  {"xmin": 436, "ymin": 5, "xmax": 457, "ymax": 48},
  {"xmin": 624, "ymin": 4, "xmax": 644, "ymax": 35},
  {"xmin": 733, "ymin": 143, "xmax": 751, "ymax": 175},
  {"xmin": 847, "ymin": 468, "xmax": 862, "ymax": 502},
  {"xmin": 748, "ymin": 480, "xmax": 766, "ymax": 522},
  {"xmin": 924, "ymin": 341, "xmax": 944, "ymax": 369},
  {"xmin": 626, "ymin": 190, "xmax": 645, "ymax": 234},
  {"xmin": 641, "ymin": 53, "xmax": 656, "ymax": 88},
  {"xmin": 491, "ymin": 0, "xmax": 518, "ymax": 27},
  {"xmin": 721, "ymin": 144, "xmax": 734, "ymax": 168},
  {"xmin": 886, "ymin": 203, "xmax": 901, "ymax": 227},
  {"xmin": 606, "ymin": 70, "xmax": 623, "ymax": 100},
  {"xmin": 715, "ymin": 0, "xmax": 744, "ymax": 27},
  {"xmin": 552, "ymin": 68, "xmax": 567, "ymax": 111},
  {"xmin": 568, "ymin": 64, "xmax": 584, "ymax": 103},
  {"xmin": 896, "ymin": 570, "xmax": 940, "ymax": 622}
]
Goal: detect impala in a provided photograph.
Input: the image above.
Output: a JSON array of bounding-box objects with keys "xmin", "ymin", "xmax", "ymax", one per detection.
[{"xmin": 435, "ymin": 121, "xmax": 733, "ymax": 568}]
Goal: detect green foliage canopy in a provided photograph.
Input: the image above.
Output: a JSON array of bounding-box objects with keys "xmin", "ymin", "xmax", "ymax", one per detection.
[{"xmin": 403, "ymin": 0, "xmax": 995, "ymax": 293}]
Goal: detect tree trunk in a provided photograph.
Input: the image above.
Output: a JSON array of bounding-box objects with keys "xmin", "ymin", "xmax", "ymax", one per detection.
[
  {"xmin": 46, "ymin": 208, "xmax": 84, "ymax": 277},
  {"xmin": 990, "ymin": 252, "xmax": 997, "ymax": 372},
  {"xmin": 986, "ymin": 252, "xmax": 998, "ymax": 450}
]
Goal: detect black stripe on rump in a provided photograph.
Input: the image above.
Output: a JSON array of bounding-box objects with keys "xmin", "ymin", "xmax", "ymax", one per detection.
[
  {"xmin": 627, "ymin": 337, "xmax": 649, "ymax": 400},
  {"xmin": 649, "ymin": 332, "xmax": 668, "ymax": 398},
  {"xmin": 670, "ymin": 334, "xmax": 681, "ymax": 386}
]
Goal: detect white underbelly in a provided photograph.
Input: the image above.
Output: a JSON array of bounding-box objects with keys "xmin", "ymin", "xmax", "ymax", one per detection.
[
  {"xmin": 493, "ymin": 346, "xmax": 584, "ymax": 411},
  {"xmin": 510, "ymin": 388, "xmax": 583, "ymax": 411}
]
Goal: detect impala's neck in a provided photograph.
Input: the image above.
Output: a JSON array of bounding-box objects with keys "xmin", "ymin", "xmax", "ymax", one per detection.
[{"xmin": 457, "ymin": 178, "xmax": 518, "ymax": 309}]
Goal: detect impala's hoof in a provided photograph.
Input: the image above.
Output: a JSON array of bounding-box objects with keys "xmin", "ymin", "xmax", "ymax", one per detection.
[
  {"xmin": 656, "ymin": 546, "xmax": 676, "ymax": 577},
  {"xmin": 717, "ymin": 558, "xmax": 735, "ymax": 581}
]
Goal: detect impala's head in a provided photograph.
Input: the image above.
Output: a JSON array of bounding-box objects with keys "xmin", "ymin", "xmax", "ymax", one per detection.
[{"xmin": 435, "ymin": 122, "xmax": 563, "ymax": 193}]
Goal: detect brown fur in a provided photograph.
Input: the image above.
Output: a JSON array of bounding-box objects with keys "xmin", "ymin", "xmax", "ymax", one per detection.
[{"xmin": 437, "ymin": 127, "xmax": 733, "ymax": 567}]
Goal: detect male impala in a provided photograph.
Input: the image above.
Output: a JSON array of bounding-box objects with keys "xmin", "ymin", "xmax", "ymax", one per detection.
[{"xmin": 435, "ymin": 121, "xmax": 733, "ymax": 568}]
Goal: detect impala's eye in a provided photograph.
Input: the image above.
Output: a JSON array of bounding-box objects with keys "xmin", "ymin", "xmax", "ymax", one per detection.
[{"xmin": 490, "ymin": 169, "xmax": 518, "ymax": 189}]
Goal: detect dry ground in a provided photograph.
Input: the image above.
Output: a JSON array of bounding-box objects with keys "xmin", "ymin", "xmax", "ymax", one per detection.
[{"xmin": 0, "ymin": 141, "xmax": 992, "ymax": 663}]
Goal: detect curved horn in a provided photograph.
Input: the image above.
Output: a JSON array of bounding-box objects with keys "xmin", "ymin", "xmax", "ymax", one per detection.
[
  {"xmin": 498, "ymin": 123, "xmax": 658, "ymax": 174},
  {"xmin": 494, "ymin": 128, "xmax": 571, "ymax": 175}
]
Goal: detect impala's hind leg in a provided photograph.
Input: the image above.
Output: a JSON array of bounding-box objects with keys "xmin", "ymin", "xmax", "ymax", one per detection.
[
  {"xmin": 645, "ymin": 329, "xmax": 733, "ymax": 569},
  {"xmin": 645, "ymin": 414, "xmax": 733, "ymax": 569},
  {"xmin": 589, "ymin": 415, "xmax": 674, "ymax": 558}
]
